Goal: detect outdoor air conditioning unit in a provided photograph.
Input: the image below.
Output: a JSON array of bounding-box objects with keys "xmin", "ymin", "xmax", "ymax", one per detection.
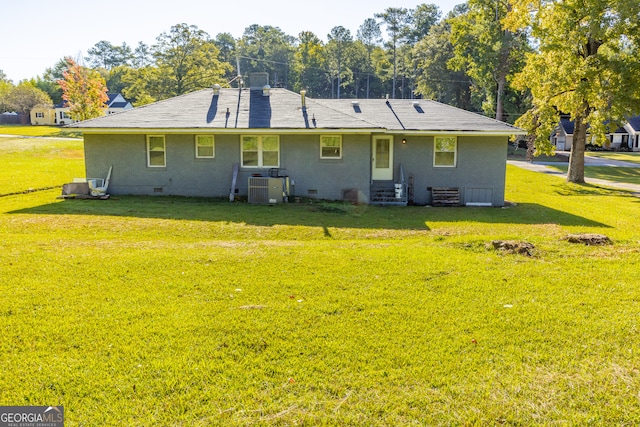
[{"xmin": 248, "ymin": 177, "xmax": 286, "ymax": 204}]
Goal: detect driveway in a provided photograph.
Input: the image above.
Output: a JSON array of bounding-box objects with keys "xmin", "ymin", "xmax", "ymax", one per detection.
[{"xmin": 508, "ymin": 152, "xmax": 640, "ymax": 194}]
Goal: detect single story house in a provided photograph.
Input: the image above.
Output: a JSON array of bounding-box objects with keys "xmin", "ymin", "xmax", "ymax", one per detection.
[
  {"xmin": 551, "ymin": 116, "xmax": 575, "ymax": 151},
  {"xmin": 55, "ymin": 93, "xmax": 133, "ymax": 125},
  {"xmin": 621, "ymin": 116, "xmax": 640, "ymax": 151},
  {"xmin": 552, "ymin": 115, "xmax": 640, "ymax": 152},
  {"xmin": 30, "ymin": 104, "xmax": 56, "ymax": 125},
  {"xmin": 68, "ymin": 73, "xmax": 520, "ymax": 206}
]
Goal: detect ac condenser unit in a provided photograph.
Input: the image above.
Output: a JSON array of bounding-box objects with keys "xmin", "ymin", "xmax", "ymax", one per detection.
[{"xmin": 248, "ymin": 177, "xmax": 286, "ymax": 204}]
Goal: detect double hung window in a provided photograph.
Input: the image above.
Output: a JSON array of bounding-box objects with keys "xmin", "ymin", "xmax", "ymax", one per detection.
[{"xmin": 242, "ymin": 135, "xmax": 279, "ymax": 167}]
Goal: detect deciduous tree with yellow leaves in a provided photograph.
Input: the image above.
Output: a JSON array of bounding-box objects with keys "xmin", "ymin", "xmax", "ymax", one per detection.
[{"xmin": 506, "ymin": 0, "xmax": 640, "ymax": 183}]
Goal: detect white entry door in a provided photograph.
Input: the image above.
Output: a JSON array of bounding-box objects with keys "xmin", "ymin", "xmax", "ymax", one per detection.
[{"xmin": 372, "ymin": 136, "xmax": 393, "ymax": 180}]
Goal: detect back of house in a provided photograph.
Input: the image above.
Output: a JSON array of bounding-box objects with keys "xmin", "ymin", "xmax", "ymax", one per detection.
[{"xmin": 69, "ymin": 73, "xmax": 520, "ymax": 206}]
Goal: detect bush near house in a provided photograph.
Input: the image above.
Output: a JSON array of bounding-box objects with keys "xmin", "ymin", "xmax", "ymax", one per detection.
[{"xmin": 1, "ymin": 136, "xmax": 640, "ymax": 425}]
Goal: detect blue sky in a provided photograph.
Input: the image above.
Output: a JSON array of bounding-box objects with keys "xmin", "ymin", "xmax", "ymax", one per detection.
[{"xmin": 1, "ymin": 0, "xmax": 461, "ymax": 83}]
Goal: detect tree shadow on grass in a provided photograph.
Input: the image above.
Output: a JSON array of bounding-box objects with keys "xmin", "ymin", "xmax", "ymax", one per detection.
[{"xmin": 7, "ymin": 195, "xmax": 610, "ymax": 230}]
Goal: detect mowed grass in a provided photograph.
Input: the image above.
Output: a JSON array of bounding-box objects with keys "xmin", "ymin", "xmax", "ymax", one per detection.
[
  {"xmin": 0, "ymin": 124, "xmax": 82, "ymax": 138},
  {"xmin": 2, "ymin": 137, "xmax": 640, "ymax": 425},
  {"xmin": 547, "ymin": 164, "xmax": 640, "ymax": 185},
  {"xmin": 587, "ymin": 151, "xmax": 640, "ymax": 165},
  {"xmin": 0, "ymin": 136, "xmax": 85, "ymax": 195}
]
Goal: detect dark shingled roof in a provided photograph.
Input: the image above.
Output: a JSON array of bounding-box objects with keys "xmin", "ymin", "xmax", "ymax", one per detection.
[
  {"xmin": 558, "ymin": 116, "xmax": 575, "ymax": 135},
  {"xmin": 627, "ymin": 115, "xmax": 640, "ymax": 132},
  {"xmin": 69, "ymin": 87, "xmax": 521, "ymax": 134}
]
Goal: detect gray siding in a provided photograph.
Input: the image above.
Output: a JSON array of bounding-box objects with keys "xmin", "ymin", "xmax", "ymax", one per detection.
[
  {"xmin": 84, "ymin": 133, "xmax": 371, "ymax": 200},
  {"xmin": 278, "ymin": 134, "xmax": 370, "ymax": 201},
  {"xmin": 85, "ymin": 133, "xmax": 239, "ymax": 196},
  {"xmin": 395, "ymin": 135, "xmax": 507, "ymax": 206},
  {"xmin": 85, "ymin": 132, "xmax": 507, "ymax": 206}
]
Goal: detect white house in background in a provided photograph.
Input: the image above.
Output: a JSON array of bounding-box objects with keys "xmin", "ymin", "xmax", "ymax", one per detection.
[
  {"xmin": 551, "ymin": 115, "xmax": 640, "ymax": 152},
  {"xmin": 55, "ymin": 93, "xmax": 133, "ymax": 125},
  {"xmin": 551, "ymin": 116, "xmax": 575, "ymax": 151},
  {"xmin": 105, "ymin": 93, "xmax": 133, "ymax": 114},
  {"xmin": 621, "ymin": 116, "xmax": 640, "ymax": 151}
]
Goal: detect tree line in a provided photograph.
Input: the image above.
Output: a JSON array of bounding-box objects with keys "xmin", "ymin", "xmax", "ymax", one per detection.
[
  {"xmin": 1, "ymin": 0, "xmax": 639, "ymax": 183},
  {"xmin": 0, "ymin": 3, "xmax": 532, "ymax": 123}
]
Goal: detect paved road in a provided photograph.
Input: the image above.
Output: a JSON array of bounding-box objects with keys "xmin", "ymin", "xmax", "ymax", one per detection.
[{"xmin": 508, "ymin": 153, "xmax": 640, "ymax": 194}]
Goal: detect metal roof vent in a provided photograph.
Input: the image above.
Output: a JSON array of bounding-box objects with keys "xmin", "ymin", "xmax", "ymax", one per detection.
[
  {"xmin": 212, "ymin": 84, "xmax": 221, "ymax": 96},
  {"xmin": 262, "ymin": 85, "xmax": 271, "ymax": 97}
]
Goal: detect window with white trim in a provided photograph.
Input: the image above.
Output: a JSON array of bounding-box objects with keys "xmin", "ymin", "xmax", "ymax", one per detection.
[
  {"xmin": 320, "ymin": 135, "xmax": 342, "ymax": 159},
  {"xmin": 147, "ymin": 135, "xmax": 166, "ymax": 167},
  {"xmin": 434, "ymin": 136, "xmax": 457, "ymax": 167},
  {"xmin": 195, "ymin": 135, "xmax": 215, "ymax": 158},
  {"xmin": 241, "ymin": 135, "xmax": 279, "ymax": 167}
]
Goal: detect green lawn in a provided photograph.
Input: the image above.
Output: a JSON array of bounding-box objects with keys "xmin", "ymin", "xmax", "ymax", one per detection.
[
  {"xmin": 0, "ymin": 124, "xmax": 82, "ymax": 138},
  {"xmin": 0, "ymin": 136, "xmax": 85, "ymax": 195},
  {"xmin": 547, "ymin": 164, "xmax": 640, "ymax": 185},
  {"xmin": 2, "ymin": 137, "xmax": 640, "ymax": 425},
  {"xmin": 587, "ymin": 151, "xmax": 640, "ymax": 165}
]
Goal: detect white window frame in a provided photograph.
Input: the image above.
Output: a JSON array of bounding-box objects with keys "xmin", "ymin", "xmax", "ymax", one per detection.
[
  {"xmin": 434, "ymin": 136, "xmax": 457, "ymax": 168},
  {"xmin": 320, "ymin": 135, "xmax": 342, "ymax": 159},
  {"xmin": 241, "ymin": 135, "xmax": 280, "ymax": 168},
  {"xmin": 195, "ymin": 135, "xmax": 215, "ymax": 158},
  {"xmin": 147, "ymin": 135, "xmax": 166, "ymax": 168}
]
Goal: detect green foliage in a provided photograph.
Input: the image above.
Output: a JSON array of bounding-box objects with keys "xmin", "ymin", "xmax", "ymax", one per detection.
[
  {"xmin": 449, "ymin": 0, "xmax": 531, "ymax": 121},
  {"xmin": 291, "ymin": 32, "xmax": 329, "ymax": 97},
  {"xmin": 85, "ymin": 40, "xmax": 134, "ymax": 70},
  {"xmin": 507, "ymin": 0, "xmax": 640, "ymax": 182},
  {"xmin": 2, "ymin": 138, "xmax": 640, "ymax": 424},
  {"xmin": 414, "ymin": 19, "xmax": 473, "ymax": 110},
  {"xmin": 152, "ymin": 24, "xmax": 230, "ymax": 97},
  {"xmin": 375, "ymin": 7, "xmax": 412, "ymax": 99},
  {"xmin": 326, "ymin": 26, "xmax": 354, "ymax": 98},
  {"xmin": 0, "ymin": 78, "xmax": 12, "ymax": 112},
  {"xmin": 237, "ymin": 25, "xmax": 295, "ymax": 88},
  {"xmin": 6, "ymin": 81, "xmax": 52, "ymax": 114}
]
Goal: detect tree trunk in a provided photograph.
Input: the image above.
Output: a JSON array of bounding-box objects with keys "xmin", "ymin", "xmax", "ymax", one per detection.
[
  {"xmin": 366, "ymin": 74, "xmax": 370, "ymax": 99},
  {"xmin": 392, "ymin": 44, "xmax": 397, "ymax": 99},
  {"xmin": 495, "ymin": 75, "xmax": 506, "ymax": 122},
  {"xmin": 568, "ymin": 115, "xmax": 587, "ymax": 183}
]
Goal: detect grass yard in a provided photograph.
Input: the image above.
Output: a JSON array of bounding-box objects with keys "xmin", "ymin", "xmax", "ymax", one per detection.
[
  {"xmin": 0, "ymin": 136, "xmax": 85, "ymax": 195},
  {"xmin": 546, "ymin": 164, "xmax": 640, "ymax": 186},
  {"xmin": 0, "ymin": 124, "xmax": 83, "ymax": 138},
  {"xmin": 2, "ymin": 137, "xmax": 640, "ymax": 425},
  {"xmin": 586, "ymin": 151, "xmax": 640, "ymax": 165}
]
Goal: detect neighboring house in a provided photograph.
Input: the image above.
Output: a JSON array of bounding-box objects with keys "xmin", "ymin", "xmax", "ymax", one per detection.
[
  {"xmin": 30, "ymin": 104, "xmax": 56, "ymax": 125},
  {"xmin": 55, "ymin": 93, "xmax": 133, "ymax": 125},
  {"xmin": 552, "ymin": 115, "xmax": 640, "ymax": 152},
  {"xmin": 105, "ymin": 93, "xmax": 133, "ymax": 114},
  {"xmin": 68, "ymin": 73, "xmax": 520, "ymax": 206},
  {"xmin": 54, "ymin": 100, "xmax": 75, "ymax": 125},
  {"xmin": 551, "ymin": 116, "xmax": 575, "ymax": 151},
  {"xmin": 622, "ymin": 116, "xmax": 640, "ymax": 151}
]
